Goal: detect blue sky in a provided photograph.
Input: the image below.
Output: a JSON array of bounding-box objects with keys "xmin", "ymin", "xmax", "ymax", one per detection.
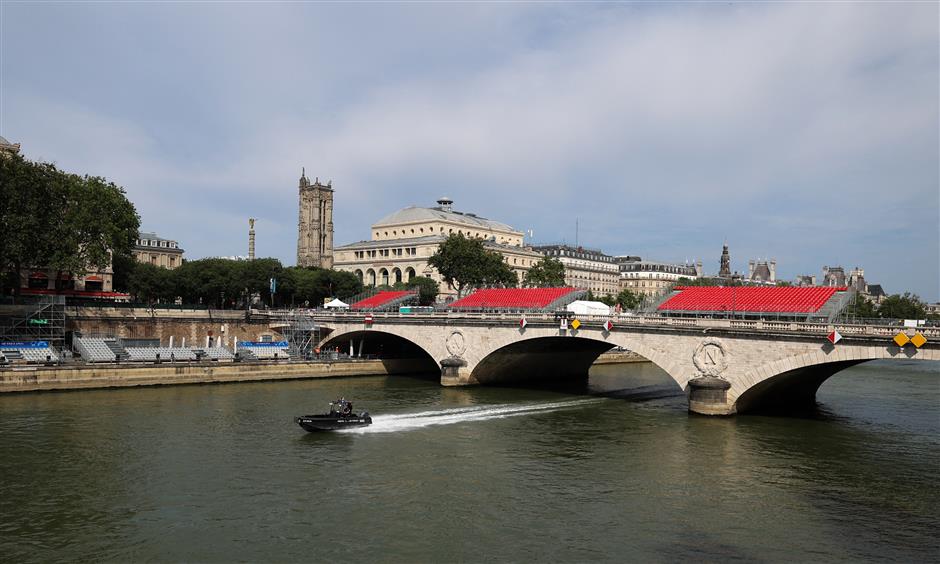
[{"xmin": 2, "ymin": 2, "xmax": 937, "ymax": 300}]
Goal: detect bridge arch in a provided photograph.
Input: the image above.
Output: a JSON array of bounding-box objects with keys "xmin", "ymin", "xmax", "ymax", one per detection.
[
  {"xmin": 733, "ymin": 348, "xmax": 896, "ymax": 413},
  {"xmin": 319, "ymin": 329, "xmax": 440, "ymax": 376},
  {"xmin": 467, "ymin": 332, "xmax": 687, "ymax": 391}
]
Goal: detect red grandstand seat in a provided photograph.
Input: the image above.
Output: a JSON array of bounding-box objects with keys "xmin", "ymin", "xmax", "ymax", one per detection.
[
  {"xmin": 448, "ymin": 287, "xmax": 579, "ymax": 310},
  {"xmin": 658, "ymin": 286, "xmax": 842, "ymax": 314}
]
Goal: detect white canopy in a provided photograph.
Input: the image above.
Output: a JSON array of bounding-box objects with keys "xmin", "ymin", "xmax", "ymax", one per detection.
[
  {"xmin": 324, "ymin": 298, "xmax": 349, "ymax": 309},
  {"xmin": 566, "ymin": 300, "xmax": 611, "ymax": 316}
]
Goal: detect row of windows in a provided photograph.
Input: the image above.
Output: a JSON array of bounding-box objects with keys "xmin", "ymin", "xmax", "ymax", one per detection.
[
  {"xmin": 621, "ymin": 272, "xmax": 686, "ymax": 280},
  {"xmin": 354, "ymin": 247, "xmax": 419, "ymax": 259},
  {"xmin": 543, "ymin": 249, "xmax": 613, "ymax": 262},
  {"xmin": 620, "ymin": 264, "xmax": 696, "ymax": 275},
  {"xmin": 137, "ymin": 239, "xmax": 179, "ymax": 249}
]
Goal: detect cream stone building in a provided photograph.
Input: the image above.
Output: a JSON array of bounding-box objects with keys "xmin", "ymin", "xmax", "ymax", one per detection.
[
  {"xmin": 531, "ymin": 245, "xmax": 619, "ymax": 297},
  {"xmin": 134, "ymin": 232, "xmax": 184, "ymax": 269},
  {"xmin": 333, "ymin": 198, "xmax": 542, "ymax": 298},
  {"xmin": 617, "ymin": 256, "xmax": 701, "ymax": 297}
]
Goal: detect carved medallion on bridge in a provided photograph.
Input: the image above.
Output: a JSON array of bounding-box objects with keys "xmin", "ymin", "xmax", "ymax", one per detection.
[
  {"xmin": 693, "ymin": 338, "xmax": 728, "ymax": 378},
  {"xmin": 445, "ymin": 330, "xmax": 467, "ymax": 357}
]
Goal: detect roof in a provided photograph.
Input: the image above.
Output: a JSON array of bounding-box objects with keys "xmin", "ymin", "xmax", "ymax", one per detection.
[
  {"xmin": 373, "ymin": 205, "xmax": 517, "ymax": 233},
  {"xmin": 0, "ymin": 135, "xmax": 10, "ymax": 145},
  {"xmin": 658, "ymin": 286, "xmax": 845, "ymax": 314},
  {"xmin": 867, "ymin": 284, "xmax": 886, "ymax": 297}
]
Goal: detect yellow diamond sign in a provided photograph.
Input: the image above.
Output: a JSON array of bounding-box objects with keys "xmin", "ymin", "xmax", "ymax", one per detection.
[
  {"xmin": 893, "ymin": 332, "xmax": 910, "ymax": 347},
  {"xmin": 570, "ymin": 319, "xmax": 581, "ymax": 331},
  {"xmin": 911, "ymin": 332, "xmax": 927, "ymax": 348}
]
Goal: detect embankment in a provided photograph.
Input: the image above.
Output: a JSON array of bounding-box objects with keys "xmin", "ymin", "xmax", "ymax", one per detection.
[{"xmin": 0, "ymin": 359, "xmax": 431, "ymax": 394}]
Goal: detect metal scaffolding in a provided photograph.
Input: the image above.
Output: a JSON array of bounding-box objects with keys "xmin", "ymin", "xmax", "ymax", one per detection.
[
  {"xmin": 0, "ymin": 295, "xmax": 67, "ymax": 350},
  {"xmin": 272, "ymin": 311, "xmax": 322, "ymax": 360}
]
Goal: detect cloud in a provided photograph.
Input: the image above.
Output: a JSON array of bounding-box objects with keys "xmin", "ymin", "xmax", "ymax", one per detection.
[{"xmin": 3, "ymin": 2, "xmax": 937, "ymax": 298}]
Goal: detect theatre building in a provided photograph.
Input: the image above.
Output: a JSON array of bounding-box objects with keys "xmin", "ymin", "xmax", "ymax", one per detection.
[{"xmin": 333, "ymin": 198, "xmax": 543, "ymax": 298}]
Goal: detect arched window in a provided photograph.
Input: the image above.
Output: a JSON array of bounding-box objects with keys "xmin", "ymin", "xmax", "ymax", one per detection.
[
  {"xmin": 380, "ymin": 269, "xmax": 389, "ymax": 286},
  {"xmin": 354, "ymin": 270, "xmax": 364, "ymax": 283},
  {"xmin": 393, "ymin": 268, "xmax": 402, "ymax": 285},
  {"xmin": 366, "ymin": 269, "xmax": 376, "ymax": 287},
  {"xmin": 405, "ymin": 267, "xmax": 416, "ymax": 282}
]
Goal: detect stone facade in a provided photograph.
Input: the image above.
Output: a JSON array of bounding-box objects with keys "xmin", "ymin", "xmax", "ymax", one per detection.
[
  {"xmin": 616, "ymin": 256, "xmax": 701, "ymax": 296},
  {"xmin": 333, "ymin": 198, "xmax": 542, "ymax": 297},
  {"xmin": 0, "ymin": 135, "xmax": 21, "ymax": 156},
  {"xmin": 532, "ymin": 245, "xmax": 620, "ymax": 297},
  {"xmin": 296, "ymin": 171, "xmax": 334, "ymax": 269},
  {"xmin": 134, "ymin": 231, "xmax": 184, "ymax": 269},
  {"xmin": 747, "ymin": 259, "xmax": 776, "ymax": 284}
]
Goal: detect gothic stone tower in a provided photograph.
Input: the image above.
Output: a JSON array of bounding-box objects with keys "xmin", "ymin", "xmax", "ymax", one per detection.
[
  {"xmin": 296, "ymin": 170, "xmax": 334, "ymax": 269},
  {"xmin": 719, "ymin": 244, "xmax": 732, "ymax": 278}
]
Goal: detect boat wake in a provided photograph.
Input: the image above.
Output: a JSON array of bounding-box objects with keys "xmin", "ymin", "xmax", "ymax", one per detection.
[{"xmin": 343, "ymin": 398, "xmax": 603, "ymax": 434}]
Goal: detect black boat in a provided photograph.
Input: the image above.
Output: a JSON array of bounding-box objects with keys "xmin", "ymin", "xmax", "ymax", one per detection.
[{"xmin": 296, "ymin": 399, "xmax": 372, "ymax": 432}]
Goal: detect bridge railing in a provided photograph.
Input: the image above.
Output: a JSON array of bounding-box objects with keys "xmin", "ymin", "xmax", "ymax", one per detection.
[{"xmin": 302, "ymin": 310, "xmax": 940, "ymax": 338}]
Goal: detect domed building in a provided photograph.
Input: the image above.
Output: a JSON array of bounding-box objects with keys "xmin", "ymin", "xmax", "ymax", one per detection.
[
  {"xmin": 333, "ymin": 198, "xmax": 542, "ymax": 297},
  {"xmin": 0, "ymin": 135, "xmax": 21, "ymax": 156}
]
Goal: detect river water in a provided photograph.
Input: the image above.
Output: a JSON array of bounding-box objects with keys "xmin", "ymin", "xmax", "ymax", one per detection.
[{"xmin": 1, "ymin": 360, "xmax": 937, "ymax": 563}]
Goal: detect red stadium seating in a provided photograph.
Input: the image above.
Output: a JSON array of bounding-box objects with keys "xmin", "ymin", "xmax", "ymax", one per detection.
[
  {"xmin": 657, "ymin": 286, "xmax": 844, "ymax": 314},
  {"xmin": 448, "ymin": 288, "xmax": 580, "ymax": 310},
  {"xmin": 350, "ymin": 291, "xmax": 414, "ymax": 311}
]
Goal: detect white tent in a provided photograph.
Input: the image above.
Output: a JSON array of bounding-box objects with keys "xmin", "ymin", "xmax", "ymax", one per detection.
[
  {"xmin": 324, "ymin": 298, "xmax": 349, "ymax": 310},
  {"xmin": 566, "ymin": 300, "xmax": 611, "ymax": 316}
]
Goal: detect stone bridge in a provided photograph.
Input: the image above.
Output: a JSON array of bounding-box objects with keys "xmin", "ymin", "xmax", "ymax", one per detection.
[{"xmin": 309, "ymin": 312, "xmax": 939, "ymax": 416}]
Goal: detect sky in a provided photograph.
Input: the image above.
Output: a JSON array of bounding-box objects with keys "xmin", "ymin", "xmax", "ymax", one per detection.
[{"xmin": 2, "ymin": 2, "xmax": 938, "ymax": 300}]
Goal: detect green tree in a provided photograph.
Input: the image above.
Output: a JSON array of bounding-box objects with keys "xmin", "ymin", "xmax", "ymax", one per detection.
[
  {"xmin": 848, "ymin": 292, "xmax": 878, "ymax": 319},
  {"xmin": 523, "ymin": 256, "xmax": 566, "ymax": 287},
  {"xmin": 427, "ymin": 234, "xmax": 517, "ymax": 298},
  {"xmin": 615, "ymin": 288, "xmax": 643, "ymax": 310},
  {"xmin": 127, "ymin": 263, "xmax": 176, "ymax": 303},
  {"xmin": 877, "ymin": 292, "xmax": 926, "ymax": 320},
  {"xmin": 0, "ymin": 155, "xmax": 139, "ymax": 294},
  {"xmin": 395, "ymin": 276, "xmax": 439, "ymax": 306}
]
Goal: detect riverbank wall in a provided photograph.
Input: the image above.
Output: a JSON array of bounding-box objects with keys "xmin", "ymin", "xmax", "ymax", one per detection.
[
  {"xmin": 0, "ymin": 359, "xmax": 431, "ymax": 394},
  {"xmin": 66, "ymin": 306, "xmax": 275, "ymax": 345}
]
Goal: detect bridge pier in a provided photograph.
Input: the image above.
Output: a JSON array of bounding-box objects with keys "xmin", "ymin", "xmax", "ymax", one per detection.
[
  {"xmin": 687, "ymin": 376, "xmax": 734, "ymax": 416},
  {"xmin": 440, "ymin": 357, "xmax": 475, "ymax": 386}
]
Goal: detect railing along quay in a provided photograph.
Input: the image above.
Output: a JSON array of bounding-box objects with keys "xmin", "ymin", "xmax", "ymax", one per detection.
[{"xmin": 294, "ymin": 311, "xmax": 940, "ymax": 340}]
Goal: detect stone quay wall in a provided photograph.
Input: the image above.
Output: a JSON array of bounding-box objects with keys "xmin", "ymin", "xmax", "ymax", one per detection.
[
  {"xmin": 66, "ymin": 307, "xmax": 277, "ymax": 346},
  {"xmin": 0, "ymin": 358, "xmax": 435, "ymax": 394}
]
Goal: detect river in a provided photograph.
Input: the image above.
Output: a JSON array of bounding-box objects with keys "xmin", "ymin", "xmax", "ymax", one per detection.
[{"xmin": 1, "ymin": 360, "xmax": 937, "ymax": 562}]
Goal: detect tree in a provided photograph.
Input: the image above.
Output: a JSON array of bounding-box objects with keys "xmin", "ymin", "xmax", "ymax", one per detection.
[
  {"xmin": 127, "ymin": 263, "xmax": 176, "ymax": 303},
  {"xmin": 0, "ymin": 154, "xmax": 140, "ymax": 295},
  {"xmin": 615, "ymin": 289, "xmax": 643, "ymax": 310},
  {"xmin": 427, "ymin": 234, "xmax": 517, "ymax": 298},
  {"xmin": 848, "ymin": 292, "xmax": 878, "ymax": 319},
  {"xmin": 398, "ymin": 276, "xmax": 439, "ymax": 305},
  {"xmin": 523, "ymin": 257, "xmax": 566, "ymax": 287},
  {"xmin": 878, "ymin": 292, "xmax": 926, "ymax": 320}
]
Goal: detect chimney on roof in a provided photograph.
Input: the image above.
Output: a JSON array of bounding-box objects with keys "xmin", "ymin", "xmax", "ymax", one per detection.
[{"xmin": 437, "ymin": 197, "xmax": 453, "ymax": 212}]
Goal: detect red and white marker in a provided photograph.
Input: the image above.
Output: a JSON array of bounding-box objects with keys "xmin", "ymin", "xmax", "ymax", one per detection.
[
  {"xmin": 519, "ymin": 317, "xmax": 528, "ymax": 329},
  {"xmin": 604, "ymin": 320, "xmax": 614, "ymax": 332},
  {"xmin": 827, "ymin": 330, "xmax": 842, "ymax": 344},
  {"xmin": 364, "ymin": 314, "xmax": 374, "ymax": 325}
]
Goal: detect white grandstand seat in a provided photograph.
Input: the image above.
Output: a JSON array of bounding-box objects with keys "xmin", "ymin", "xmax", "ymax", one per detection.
[{"xmin": 74, "ymin": 337, "xmax": 118, "ymax": 362}]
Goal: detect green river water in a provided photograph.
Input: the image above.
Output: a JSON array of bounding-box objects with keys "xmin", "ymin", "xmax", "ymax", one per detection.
[{"xmin": 1, "ymin": 360, "xmax": 937, "ymax": 563}]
